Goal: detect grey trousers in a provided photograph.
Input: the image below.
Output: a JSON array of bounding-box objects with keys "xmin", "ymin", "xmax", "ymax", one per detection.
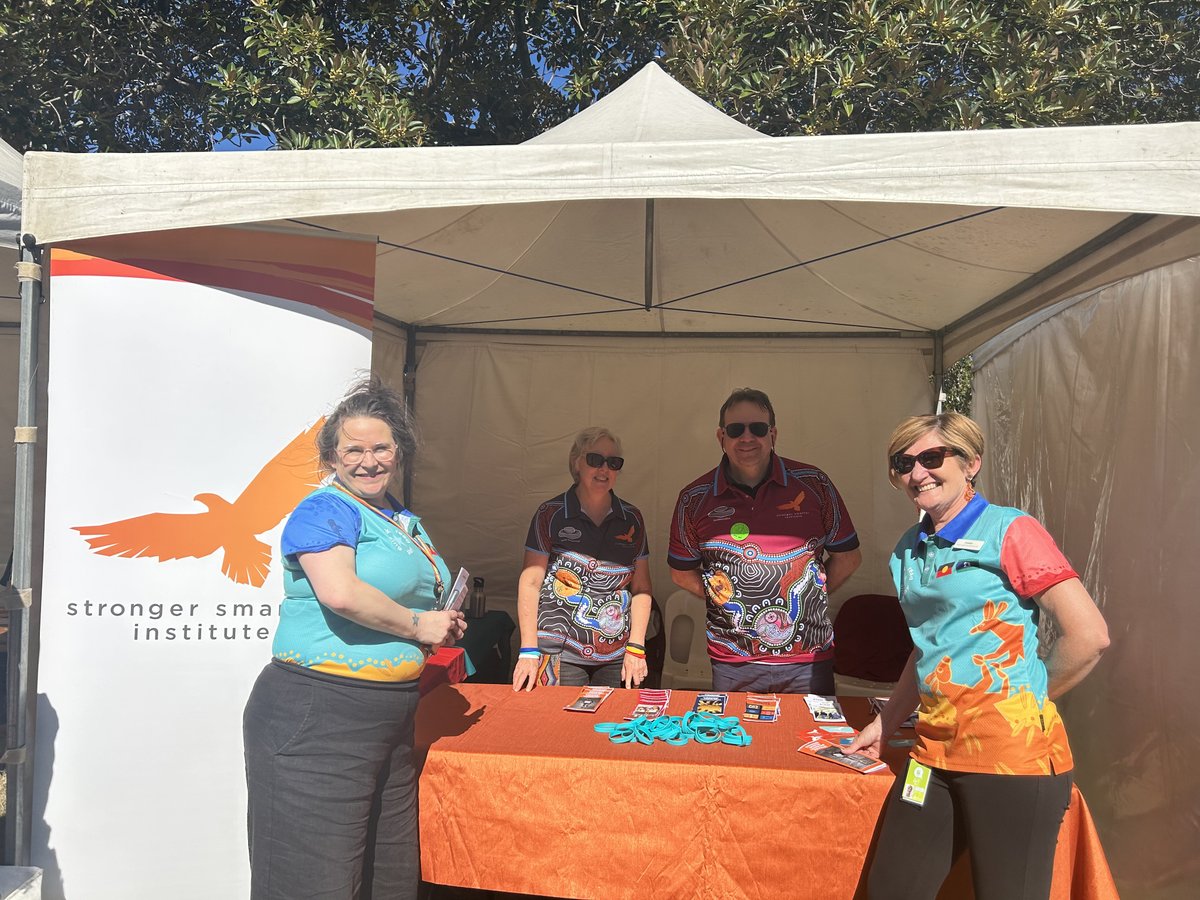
[{"xmin": 243, "ymin": 662, "xmax": 422, "ymax": 900}]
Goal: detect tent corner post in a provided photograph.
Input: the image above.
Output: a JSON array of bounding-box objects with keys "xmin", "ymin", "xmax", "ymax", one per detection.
[
  {"xmin": 932, "ymin": 329, "xmax": 945, "ymax": 413},
  {"xmin": 402, "ymin": 325, "xmax": 418, "ymax": 508},
  {"xmin": 6, "ymin": 240, "xmax": 43, "ymax": 867}
]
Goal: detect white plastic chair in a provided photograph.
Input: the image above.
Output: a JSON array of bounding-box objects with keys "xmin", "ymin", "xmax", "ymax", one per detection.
[{"xmin": 660, "ymin": 590, "xmax": 713, "ymax": 690}]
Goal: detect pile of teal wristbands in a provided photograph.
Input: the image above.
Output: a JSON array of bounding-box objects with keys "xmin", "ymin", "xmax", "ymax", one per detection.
[{"xmin": 595, "ymin": 711, "xmax": 751, "ymax": 747}]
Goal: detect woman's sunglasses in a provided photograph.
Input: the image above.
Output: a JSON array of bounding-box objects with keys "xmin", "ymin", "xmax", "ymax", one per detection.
[
  {"xmin": 585, "ymin": 452, "xmax": 625, "ymax": 470},
  {"xmin": 723, "ymin": 421, "xmax": 771, "ymax": 438},
  {"xmin": 890, "ymin": 446, "xmax": 963, "ymax": 475}
]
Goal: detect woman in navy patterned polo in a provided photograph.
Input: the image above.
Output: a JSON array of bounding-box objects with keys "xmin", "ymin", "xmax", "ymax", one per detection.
[{"xmin": 513, "ymin": 426, "xmax": 654, "ymax": 690}]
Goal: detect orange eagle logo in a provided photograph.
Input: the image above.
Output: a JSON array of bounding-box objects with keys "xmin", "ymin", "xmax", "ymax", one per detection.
[
  {"xmin": 777, "ymin": 490, "xmax": 806, "ymax": 512},
  {"xmin": 615, "ymin": 525, "xmax": 636, "ymax": 543},
  {"xmin": 72, "ymin": 419, "xmax": 325, "ymax": 588}
]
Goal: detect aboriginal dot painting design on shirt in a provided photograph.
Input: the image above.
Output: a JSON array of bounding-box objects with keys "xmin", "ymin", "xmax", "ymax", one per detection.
[{"xmin": 525, "ymin": 488, "xmax": 648, "ymax": 667}]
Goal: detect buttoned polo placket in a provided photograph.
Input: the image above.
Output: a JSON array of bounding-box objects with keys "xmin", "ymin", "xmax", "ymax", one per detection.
[
  {"xmin": 561, "ymin": 487, "xmax": 628, "ymax": 548},
  {"xmin": 912, "ymin": 493, "xmax": 990, "ymax": 588}
]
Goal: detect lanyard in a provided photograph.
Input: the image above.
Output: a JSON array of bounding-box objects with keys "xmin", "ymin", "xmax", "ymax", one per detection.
[{"xmin": 332, "ymin": 483, "xmax": 445, "ymax": 598}]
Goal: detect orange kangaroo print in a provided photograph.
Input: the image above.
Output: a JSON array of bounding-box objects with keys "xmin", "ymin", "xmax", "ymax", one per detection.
[
  {"xmin": 73, "ymin": 419, "xmax": 325, "ymax": 588},
  {"xmin": 969, "ymin": 599, "xmax": 1025, "ymax": 695}
]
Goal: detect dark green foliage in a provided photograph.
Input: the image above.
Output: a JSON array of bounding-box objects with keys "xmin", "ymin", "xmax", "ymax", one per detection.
[
  {"xmin": 938, "ymin": 354, "xmax": 973, "ymax": 415},
  {"xmin": 2, "ymin": 1, "xmax": 1196, "ymax": 151}
]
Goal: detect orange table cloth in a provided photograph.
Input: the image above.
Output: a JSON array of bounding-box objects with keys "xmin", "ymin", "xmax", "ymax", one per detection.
[{"xmin": 415, "ymin": 684, "xmax": 1117, "ymax": 899}]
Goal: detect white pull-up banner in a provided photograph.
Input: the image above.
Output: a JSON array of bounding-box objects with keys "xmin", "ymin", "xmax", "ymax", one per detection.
[{"xmin": 33, "ymin": 227, "xmax": 375, "ymax": 899}]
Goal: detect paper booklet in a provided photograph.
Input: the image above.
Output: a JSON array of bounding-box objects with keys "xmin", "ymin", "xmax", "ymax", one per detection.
[
  {"xmin": 564, "ymin": 686, "xmax": 615, "ymax": 713},
  {"xmin": 692, "ymin": 692, "xmax": 728, "ymax": 715},
  {"xmin": 742, "ymin": 693, "xmax": 780, "ymax": 722},
  {"xmin": 803, "ymin": 694, "xmax": 847, "ymax": 723},
  {"xmin": 441, "ymin": 567, "xmax": 470, "ymax": 612},
  {"xmin": 798, "ymin": 738, "xmax": 889, "ymax": 774},
  {"xmin": 626, "ymin": 689, "xmax": 672, "ymax": 721}
]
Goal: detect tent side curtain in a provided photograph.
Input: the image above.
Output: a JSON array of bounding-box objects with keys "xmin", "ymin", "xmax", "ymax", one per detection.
[
  {"xmin": 382, "ymin": 331, "xmax": 935, "ymax": 617},
  {"xmin": 22, "ymin": 122, "xmax": 1200, "ymax": 247},
  {"xmin": 944, "ymin": 216, "xmax": 1200, "ymax": 363},
  {"xmin": 973, "ymin": 256, "xmax": 1200, "ymax": 897}
]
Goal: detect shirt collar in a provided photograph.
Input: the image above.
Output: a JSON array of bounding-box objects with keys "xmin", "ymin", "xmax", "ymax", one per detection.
[
  {"xmin": 714, "ymin": 452, "xmax": 786, "ymax": 495},
  {"xmin": 916, "ymin": 492, "xmax": 989, "ymax": 545},
  {"xmin": 564, "ymin": 485, "xmax": 626, "ymax": 521}
]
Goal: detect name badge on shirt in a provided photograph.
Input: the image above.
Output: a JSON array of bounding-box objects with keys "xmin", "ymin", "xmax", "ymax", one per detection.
[{"xmin": 952, "ymin": 538, "xmax": 984, "ymax": 551}]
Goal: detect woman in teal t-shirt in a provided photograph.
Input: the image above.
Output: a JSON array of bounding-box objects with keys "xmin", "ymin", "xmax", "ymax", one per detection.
[{"xmin": 243, "ymin": 377, "xmax": 466, "ymax": 900}]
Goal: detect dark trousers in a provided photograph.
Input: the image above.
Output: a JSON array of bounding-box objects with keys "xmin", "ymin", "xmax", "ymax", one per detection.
[
  {"xmin": 243, "ymin": 662, "xmax": 422, "ymax": 900},
  {"xmin": 558, "ymin": 659, "xmax": 623, "ymax": 687},
  {"xmin": 868, "ymin": 764, "xmax": 1073, "ymax": 900},
  {"xmin": 710, "ymin": 658, "xmax": 835, "ymax": 694}
]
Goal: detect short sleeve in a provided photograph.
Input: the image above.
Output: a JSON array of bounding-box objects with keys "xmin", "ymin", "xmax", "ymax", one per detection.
[
  {"xmin": 999, "ymin": 516, "xmax": 1078, "ymax": 599},
  {"xmin": 523, "ymin": 504, "xmax": 554, "ymax": 557},
  {"xmin": 820, "ymin": 474, "xmax": 860, "ymax": 553},
  {"xmin": 667, "ymin": 490, "xmax": 702, "ymax": 570},
  {"xmin": 281, "ymin": 492, "xmax": 362, "ymax": 557},
  {"xmin": 633, "ymin": 507, "xmax": 650, "ymax": 561}
]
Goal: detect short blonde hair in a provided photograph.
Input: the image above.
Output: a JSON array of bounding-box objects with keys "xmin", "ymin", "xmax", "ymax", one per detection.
[
  {"xmin": 568, "ymin": 426, "xmax": 623, "ymax": 483},
  {"xmin": 887, "ymin": 412, "xmax": 984, "ymax": 487}
]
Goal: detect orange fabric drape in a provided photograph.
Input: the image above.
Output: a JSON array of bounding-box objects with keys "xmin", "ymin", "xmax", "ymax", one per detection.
[{"xmin": 416, "ymin": 684, "xmax": 1116, "ymax": 899}]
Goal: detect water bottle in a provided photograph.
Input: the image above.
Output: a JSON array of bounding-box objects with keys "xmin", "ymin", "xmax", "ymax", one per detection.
[{"xmin": 469, "ymin": 577, "xmax": 486, "ymax": 618}]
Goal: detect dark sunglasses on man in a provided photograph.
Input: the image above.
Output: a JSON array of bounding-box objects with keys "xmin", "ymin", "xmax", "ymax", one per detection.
[
  {"xmin": 890, "ymin": 446, "xmax": 964, "ymax": 475},
  {"xmin": 723, "ymin": 421, "xmax": 770, "ymax": 438},
  {"xmin": 585, "ymin": 452, "xmax": 625, "ymax": 471}
]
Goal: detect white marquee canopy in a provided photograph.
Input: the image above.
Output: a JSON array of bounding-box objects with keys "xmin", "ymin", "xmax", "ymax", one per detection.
[{"xmin": 20, "ymin": 64, "xmax": 1200, "ymax": 361}]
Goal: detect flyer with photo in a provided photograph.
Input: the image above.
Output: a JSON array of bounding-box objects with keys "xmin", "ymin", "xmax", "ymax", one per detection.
[
  {"xmin": 625, "ymin": 689, "xmax": 672, "ymax": 721},
  {"xmin": 803, "ymin": 694, "xmax": 847, "ymax": 723},
  {"xmin": 798, "ymin": 738, "xmax": 889, "ymax": 774},
  {"xmin": 564, "ymin": 686, "xmax": 615, "ymax": 713}
]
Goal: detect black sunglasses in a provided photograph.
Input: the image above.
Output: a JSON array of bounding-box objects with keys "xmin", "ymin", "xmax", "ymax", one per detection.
[
  {"xmin": 890, "ymin": 446, "xmax": 964, "ymax": 475},
  {"xmin": 723, "ymin": 421, "xmax": 771, "ymax": 438},
  {"xmin": 585, "ymin": 452, "xmax": 625, "ymax": 471}
]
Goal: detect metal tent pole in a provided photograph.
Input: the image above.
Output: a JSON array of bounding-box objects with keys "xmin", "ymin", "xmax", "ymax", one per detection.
[{"xmin": 3, "ymin": 239, "xmax": 42, "ymax": 865}]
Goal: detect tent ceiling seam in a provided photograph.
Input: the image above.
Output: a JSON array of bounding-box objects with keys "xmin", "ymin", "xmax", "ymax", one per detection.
[
  {"xmin": 652, "ymin": 207, "xmax": 1005, "ymax": 309},
  {"xmin": 290, "ymin": 217, "xmax": 643, "ymax": 309},
  {"xmin": 942, "ymin": 213, "xmax": 1155, "ymax": 339}
]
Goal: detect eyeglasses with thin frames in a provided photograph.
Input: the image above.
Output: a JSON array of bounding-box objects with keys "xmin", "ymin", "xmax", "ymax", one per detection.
[{"xmin": 338, "ymin": 444, "xmax": 398, "ymax": 466}]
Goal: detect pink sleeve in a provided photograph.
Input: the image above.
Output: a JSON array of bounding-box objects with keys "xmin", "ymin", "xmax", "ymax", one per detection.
[{"xmin": 999, "ymin": 516, "xmax": 1079, "ymax": 599}]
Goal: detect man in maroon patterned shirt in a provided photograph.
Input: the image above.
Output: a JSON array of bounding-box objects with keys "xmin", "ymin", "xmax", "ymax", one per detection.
[{"xmin": 668, "ymin": 388, "xmax": 862, "ymax": 693}]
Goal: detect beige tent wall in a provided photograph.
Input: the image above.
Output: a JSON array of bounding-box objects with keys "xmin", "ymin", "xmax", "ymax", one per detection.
[
  {"xmin": 374, "ymin": 332, "xmax": 933, "ymax": 622},
  {"xmin": 973, "ymin": 257, "xmax": 1200, "ymax": 900}
]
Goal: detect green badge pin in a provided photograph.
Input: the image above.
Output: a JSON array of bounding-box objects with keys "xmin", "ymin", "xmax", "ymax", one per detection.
[{"xmin": 731, "ymin": 523, "xmax": 750, "ymax": 541}]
